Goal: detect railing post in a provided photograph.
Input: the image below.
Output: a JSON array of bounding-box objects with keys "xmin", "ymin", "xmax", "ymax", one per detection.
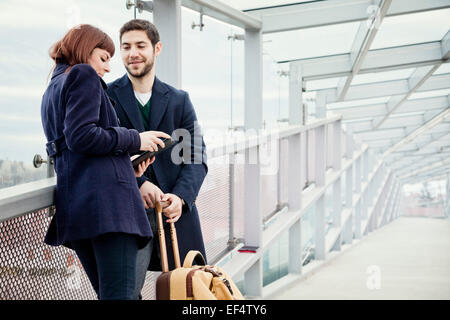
[
  {"xmin": 354, "ymin": 200, "xmax": 361, "ymax": 239},
  {"xmin": 47, "ymin": 156, "xmax": 55, "ymax": 178},
  {"xmin": 314, "ymin": 125, "xmax": 326, "ymax": 260},
  {"xmin": 346, "ymin": 165, "xmax": 353, "ymax": 211},
  {"xmin": 288, "ymin": 132, "xmax": 302, "ymax": 274},
  {"xmin": 300, "ymin": 132, "xmax": 307, "ymax": 191},
  {"xmin": 332, "ymin": 178, "xmax": 342, "ymax": 251},
  {"xmin": 333, "ymin": 119, "xmax": 343, "ymax": 249},
  {"xmin": 153, "ymin": 0, "xmax": 182, "ymax": 88},
  {"xmin": 346, "ymin": 125, "xmax": 354, "ymax": 160},
  {"xmin": 244, "ymin": 260, "xmax": 262, "ymax": 298},
  {"xmin": 361, "ymin": 189, "xmax": 368, "ymax": 235},
  {"xmin": 315, "ymin": 92, "xmax": 327, "ymax": 119},
  {"xmin": 333, "ymin": 120, "xmax": 342, "ymax": 171},
  {"xmin": 289, "ymin": 63, "xmax": 303, "ymax": 125},
  {"xmin": 355, "ymin": 157, "xmax": 361, "ymax": 194},
  {"xmin": 389, "ymin": 181, "xmax": 400, "ymax": 222},
  {"xmin": 243, "ymin": 26, "xmax": 263, "ymax": 298}
]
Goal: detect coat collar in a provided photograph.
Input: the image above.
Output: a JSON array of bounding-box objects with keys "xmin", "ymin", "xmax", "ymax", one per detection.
[
  {"xmin": 52, "ymin": 63, "xmax": 107, "ymax": 89},
  {"xmin": 113, "ymin": 74, "xmax": 169, "ymax": 132},
  {"xmin": 51, "ymin": 63, "xmax": 69, "ymax": 79}
]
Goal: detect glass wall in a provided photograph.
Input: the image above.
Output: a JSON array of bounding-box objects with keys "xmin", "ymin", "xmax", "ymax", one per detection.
[
  {"xmin": 301, "ymin": 204, "xmax": 315, "ymax": 265},
  {"xmin": 262, "ymin": 231, "xmax": 288, "ymax": 286},
  {"xmin": 181, "ymin": 8, "xmax": 240, "ymax": 133}
]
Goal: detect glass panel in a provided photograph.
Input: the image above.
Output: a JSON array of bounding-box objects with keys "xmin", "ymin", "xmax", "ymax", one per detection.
[
  {"xmin": 327, "ymin": 96, "xmax": 390, "ymax": 109},
  {"xmin": 182, "ymin": 9, "xmax": 241, "ymax": 132},
  {"xmin": 263, "ymin": 21, "xmax": 360, "ymax": 62},
  {"xmin": 433, "ymin": 63, "xmax": 450, "ymax": 75},
  {"xmin": 262, "ymin": 231, "xmax": 288, "ymax": 286},
  {"xmin": 352, "ymin": 68, "xmax": 415, "ymax": 85},
  {"xmin": 301, "ymin": 205, "xmax": 315, "ymax": 265},
  {"xmin": 306, "ymin": 77, "xmax": 343, "ymax": 91},
  {"xmin": 408, "ymin": 88, "xmax": 450, "ymax": 100},
  {"xmin": 325, "ymin": 185, "xmax": 333, "ymax": 233},
  {"xmin": 262, "ymin": 56, "xmax": 289, "ymax": 128},
  {"xmin": 371, "ymin": 9, "xmax": 450, "ymax": 50}
]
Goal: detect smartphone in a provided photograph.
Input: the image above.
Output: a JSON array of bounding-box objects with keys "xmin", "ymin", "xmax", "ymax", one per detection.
[{"xmin": 131, "ymin": 138, "xmax": 178, "ymax": 169}]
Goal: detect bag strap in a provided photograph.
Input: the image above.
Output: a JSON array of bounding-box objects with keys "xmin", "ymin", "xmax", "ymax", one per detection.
[{"xmin": 183, "ymin": 250, "xmax": 206, "ymax": 268}]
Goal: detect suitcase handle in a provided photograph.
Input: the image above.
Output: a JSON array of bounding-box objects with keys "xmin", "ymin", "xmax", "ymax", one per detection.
[
  {"xmin": 155, "ymin": 201, "xmax": 181, "ymax": 272},
  {"xmin": 183, "ymin": 250, "xmax": 206, "ymax": 268}
]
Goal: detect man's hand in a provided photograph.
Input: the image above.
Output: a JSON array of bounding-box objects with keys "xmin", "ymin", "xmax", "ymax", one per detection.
[
  {"xmin": 139, "ymin": 181, "xmax": 164, "ymax": 209},
  {"xmin": 133, "ymin": 157, "xmax": 154, "ymax": 177},
  {"xmin": 161, "ymin": 193, "xmax": 183, "ymax": 223}
]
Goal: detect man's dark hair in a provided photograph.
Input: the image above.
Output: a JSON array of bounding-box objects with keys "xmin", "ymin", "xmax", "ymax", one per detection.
[{"xmin": 120, "ymin": 19, "xmax": 160, "ymax": 48}]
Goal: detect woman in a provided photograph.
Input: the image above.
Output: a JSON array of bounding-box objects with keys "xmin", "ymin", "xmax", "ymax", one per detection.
[{"xmin": 41, "ymin": 24, "xmax": 170, "ymax": 300}]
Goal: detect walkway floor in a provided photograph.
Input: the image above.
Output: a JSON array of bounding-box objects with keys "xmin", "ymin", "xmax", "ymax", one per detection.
[{"xmin": 273, "ymin": 217, "xmax": 450, "ymax": 299}]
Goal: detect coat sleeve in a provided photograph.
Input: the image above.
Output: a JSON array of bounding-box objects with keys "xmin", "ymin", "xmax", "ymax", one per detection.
[
  {"xmin": 170, "ymin": 92, "xmax": 208, "ymax": 212},
  {"xmin": 62, "ymin": 64, "xmax": 141, "ymax": 155}
]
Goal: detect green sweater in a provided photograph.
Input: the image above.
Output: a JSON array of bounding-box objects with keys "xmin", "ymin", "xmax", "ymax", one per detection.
[{"xmin": 136, "ymin": 98, "xmax": 151, "ymax": 131}]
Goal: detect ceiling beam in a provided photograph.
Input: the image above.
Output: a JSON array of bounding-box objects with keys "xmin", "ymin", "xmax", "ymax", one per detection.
[
  {"xmin": 403, "ymin": 169, "xmax": 450, "ymax": 184},
  {"xmin": 329, "ymin": 95, "xmax": 450, "ymax": 120},
  {"xmin": 317, "ymin": 73, "xmax": 450, "ymax": 103},
  {"xmin": 398, "ymin": 159, "xmax": 450, "ymax": 180},
  {"xmin": 383, "ymin": 108, "xmax": 450, "ymax": 157},
  {"xmin": 244, "ymin": 0, "xmax": 450, "ymax": 34},
  {"xmin": 317, "ymin": 32, "xmax": 450, "ymax": 102},
  {"xmin": 336, "ymin": 0, "xmax": 392, "ymax": 101},
  {"xmin": 390, "ymin": 131, "xmax": 450, "ymax": 157},
  {"xmin": 393, "ymin": 149, "xmax": 450, "ymax": 174},
  {"xmin": 390, "ymin": 151, "xmax": 450, "ymax": 173},
  {"xmin": 373, "ymin": 64, "xmax": 443, "ymax": 129},
  {"xmin": 286, "ymin": 41, "xmax": 446, "ymax": 80}
]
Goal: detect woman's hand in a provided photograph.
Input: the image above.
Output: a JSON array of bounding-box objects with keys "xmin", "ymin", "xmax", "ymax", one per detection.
[
  {"xmin": 133, "ymin": 157, "xmax": 154, "ymax": 177},
  {"xmin": 139, "ymin": 131, "xmax": 171, "ymax": 152}
]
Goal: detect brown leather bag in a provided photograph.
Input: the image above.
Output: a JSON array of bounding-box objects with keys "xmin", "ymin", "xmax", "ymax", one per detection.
[{"xmin": 155, "ymin": 201, "xmax": 244, "ymax": 300}]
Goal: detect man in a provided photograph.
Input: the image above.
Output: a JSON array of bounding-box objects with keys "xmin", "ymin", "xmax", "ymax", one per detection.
[{"xmin": 107, "ymin": 19, "xmax": 208, "ymax": 300}]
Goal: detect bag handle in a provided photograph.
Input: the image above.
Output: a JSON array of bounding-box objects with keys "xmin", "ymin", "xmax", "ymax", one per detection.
[
  {"xmin": 155, "ymin": 201, "xmax": 182, "ymax": 271},
  {"xmin": 183, "ymin": 250, "xmax": 206, "ymax": 268},
  {"xmin": 155, "ymin": 201, "xmax": 170, "ymax": 272}
]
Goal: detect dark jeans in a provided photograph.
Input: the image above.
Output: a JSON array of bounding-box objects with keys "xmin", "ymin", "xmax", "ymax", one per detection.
[
  {"xmin": 133, "ymin": 210, "xmax": 157, "ymax": 300},
  {"xmin": 71, "ymin": 232, "xmax": 139, "ymax": 300}
]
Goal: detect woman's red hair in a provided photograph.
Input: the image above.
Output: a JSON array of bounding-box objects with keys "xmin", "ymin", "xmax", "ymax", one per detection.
[{"xmin": 49, "ymin": 24, "xmax": 114, "ymax": 70}]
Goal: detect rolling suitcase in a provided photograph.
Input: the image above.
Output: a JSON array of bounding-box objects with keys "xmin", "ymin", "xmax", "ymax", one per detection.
[{"xmin": 154, "ymin": 201, "xmax": 244, "ymax": 300}]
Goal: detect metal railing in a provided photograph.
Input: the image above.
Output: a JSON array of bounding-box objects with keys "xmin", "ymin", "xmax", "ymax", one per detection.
[{"xmin": 0, "ymin": 115, "xmax": 402, "ymax": 299}]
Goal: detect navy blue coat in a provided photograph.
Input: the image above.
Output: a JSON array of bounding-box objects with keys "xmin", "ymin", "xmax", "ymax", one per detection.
[
  {"xmin": 107, "ymin": 75, "xmax": 208, "ymax": 271},
  {"xmin": 41, "ymin": 63, "xmax": 153, "ymax": 249}
]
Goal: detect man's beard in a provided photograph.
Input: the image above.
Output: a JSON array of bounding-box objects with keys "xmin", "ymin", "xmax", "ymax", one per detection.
[{"xmin": 126, "ymin": 58, "xmax": 154, "ymax": 78}]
